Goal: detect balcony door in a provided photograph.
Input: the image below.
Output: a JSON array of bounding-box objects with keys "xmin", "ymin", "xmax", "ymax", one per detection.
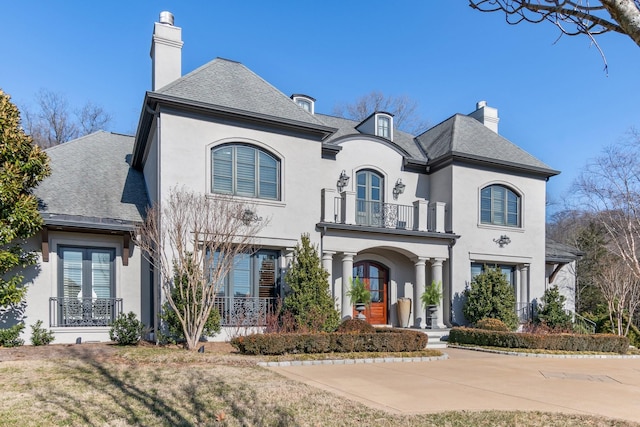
[
  {"xmin": 353, "ymin": 261, "xmax": 388, "ymax": 325},
  {"xmin": 356, "ymin": 170, "xmax": 383, "ymax": 227}
]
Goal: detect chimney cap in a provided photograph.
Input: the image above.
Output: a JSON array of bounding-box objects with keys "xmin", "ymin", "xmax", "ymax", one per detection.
[
  {"xmin": 159, "ymin": 11, "xmax": 174, "ymax": 26},
  {"xmin": 476, "ymin": 100, "xmax": 487, "ymax": 109}
]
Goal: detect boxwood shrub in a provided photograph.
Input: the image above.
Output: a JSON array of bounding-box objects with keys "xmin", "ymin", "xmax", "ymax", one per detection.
[
  {"xmin": 449, "ymin": 327, "xmax": 629, "ymax": 354},
  {"xmin": 230, "ymin": 328, "xmax": 428, "ymax": 355}
]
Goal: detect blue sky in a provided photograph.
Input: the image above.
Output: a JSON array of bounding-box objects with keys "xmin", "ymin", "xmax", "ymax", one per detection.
[{"xmin": 2, "ymin": 1, "xmax": 639, "ymax": 214}]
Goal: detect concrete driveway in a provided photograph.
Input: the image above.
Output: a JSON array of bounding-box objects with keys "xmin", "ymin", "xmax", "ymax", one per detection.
[{"xmin": 270, "ymin": 348, "xmax": 640, "ymax": 422}]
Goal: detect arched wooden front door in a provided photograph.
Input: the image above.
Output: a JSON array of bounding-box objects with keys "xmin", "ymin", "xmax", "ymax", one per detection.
[{"xmin": 353, "ymin": 261, "xmax": 388, "ymax": 325}]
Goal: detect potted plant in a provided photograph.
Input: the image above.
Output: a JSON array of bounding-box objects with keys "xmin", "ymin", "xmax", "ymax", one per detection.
[
  {"xmin": 346, "ymin": 277, "xmax": 371, "ymax": 320},
  {"xmin": 421, "ymin": 280, "xmax": 442, "ymax": 329}
]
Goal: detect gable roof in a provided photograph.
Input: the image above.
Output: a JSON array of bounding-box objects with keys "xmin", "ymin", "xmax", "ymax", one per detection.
[
  {"xmin": 416, "ymin": 114, "xmax": 559, "ymax": 177},
  {"xmin": 36, "ymin": 131, "xmax": 148, "ymax": 231}
]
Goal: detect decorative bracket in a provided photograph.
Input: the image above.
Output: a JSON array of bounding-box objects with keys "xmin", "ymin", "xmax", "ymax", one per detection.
[
  {"xmin": 493, "ymin": 234, "xmax": 511, "ymax": 248},
  {"xmin": 242, "ymin": 209, "xmax": 262, "ymax": 225}
]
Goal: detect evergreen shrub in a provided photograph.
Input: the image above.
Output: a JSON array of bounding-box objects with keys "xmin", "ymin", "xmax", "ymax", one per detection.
[
  {"xmin": 30, "ymin": 320, "xmax": 54, "ymax": 346},
  {"xmin": 109, "ymin": 312, "xmax": 145, "ymax": 345},
  {"xmin": 449, "ymin": 327, "xmax": 628, "ymax": 353}
]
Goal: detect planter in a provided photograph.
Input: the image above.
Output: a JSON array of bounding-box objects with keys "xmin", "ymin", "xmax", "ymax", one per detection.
[
  {"xmin": 355, "ymin": 303, "xmax": 366, "ymax": 320},
  {"xmin": 396, "ymin": 298, "xmax": 411, "ymax": 328},
  {"xmin": 427, "ymin": 305, "xmax": 438, "ymax": 329}
]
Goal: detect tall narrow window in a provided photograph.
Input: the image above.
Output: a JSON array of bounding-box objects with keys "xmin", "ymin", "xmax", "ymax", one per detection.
[
  {"xmin": 212, "ymin": 145, "xmax": 280, "ymax": 200},
  {"xmin": 356, "ymin": 170, "xmax": 383, "ymax": 227},
  {"xmin": 480, "ymin": 185, "xmax": 520, "ymax": 227},
  {"xmin": 377, "ymin": 116, "xmax": 390, "ymax": 138}
]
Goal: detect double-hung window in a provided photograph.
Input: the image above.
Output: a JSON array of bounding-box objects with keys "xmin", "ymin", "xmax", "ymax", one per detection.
[
  {"xmin": 480, "ymin": 185, "xmax": 520, "ymax": 227},
  {"xmin": 57, "ymin": 247, "xmax": 116, "ymax": 327},
  {"xmin": 377, "ymin": 116, "xmax": 390, "ymax": 139},
  {"xmin": 212, "ymin": 145, "xmax": 280, "ymax": 200}
]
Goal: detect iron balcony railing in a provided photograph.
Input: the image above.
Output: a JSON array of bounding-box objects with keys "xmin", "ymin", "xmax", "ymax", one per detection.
[
  {"xmin": 213, "ymin": 296, "xmax": 275, "ymax": 326},
  {"xmin": 50, "ymin": 297, "xmax": 123, "ymax": 327},
  {"xmin": 334, "ymin": 198, "xmax": 414, "ymax": 229},
  {"xmin": 516, "ymin": 302, "xmax": 533, "ymax": 323}
]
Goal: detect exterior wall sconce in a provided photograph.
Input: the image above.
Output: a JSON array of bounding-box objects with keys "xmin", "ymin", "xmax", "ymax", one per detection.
[
  {"xmin": 241, "ymin": 209, "xmax": 262, "ymax": 225},
  {"xmin": 493, "ymin": 234, "xmax": 511, "ymax": 248},
  {"xmin": 393, "ymin": 178, "xmax": 406, "ymax": 199},
  {"xmin": 337, "ymin": 170, "xmax": 350, "ymax": 191}
]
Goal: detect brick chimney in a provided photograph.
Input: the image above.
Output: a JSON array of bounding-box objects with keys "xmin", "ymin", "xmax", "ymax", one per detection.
[
  {"xmin": 150, "ymin": 11, "xmax": 183, "ymax": 91},
  {"xmin": 468, "ymin": 101, "xmax": 499, "ymax": 133}
]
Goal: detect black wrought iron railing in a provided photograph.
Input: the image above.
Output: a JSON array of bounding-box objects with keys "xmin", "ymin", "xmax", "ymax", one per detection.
[
  {"xmin": 50, "ymin": 297, "xmax": 123, "ymax": 327},
  {"xmin": 213, "ymin": 296, "xmax": 275, "ymax": 326},
  {"xmin": 333, "ymin": 198, "xmax": 413, "ymax": 229}
]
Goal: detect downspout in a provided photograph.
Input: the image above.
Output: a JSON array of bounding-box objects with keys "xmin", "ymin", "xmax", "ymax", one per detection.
[
  {"xmin": 446, "ymin": 237, "xmax": 456, "ymax": 328},
  {"xmin": 146, "ymin": 103, "xmax": 161, "ymax": 345}
]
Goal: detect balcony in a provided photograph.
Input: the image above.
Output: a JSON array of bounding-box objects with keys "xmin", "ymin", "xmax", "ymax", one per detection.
[
  {"xmin": 213, "ymin": 296, "xmax": 275, "ymax": 326},
  {"xmin": 321, "ymin": 188, "xmax": 447, "ymax": 233},
  {"xmin": 50, "ymin": 297, "xmax": 123, "ymax": 327}
]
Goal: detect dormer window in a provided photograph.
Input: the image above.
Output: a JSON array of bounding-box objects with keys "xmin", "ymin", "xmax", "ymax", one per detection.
[
  {"xmin": 377, "ymin": 116, "xmax": 390, "ymax": 139},
  {"xmin": 291, "ymin": 94, "xmax": 315, "ymax": 114}
]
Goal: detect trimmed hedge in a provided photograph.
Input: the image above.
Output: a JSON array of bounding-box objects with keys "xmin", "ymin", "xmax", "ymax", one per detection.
[
  {"xmin": 230, "ymin": 329, "xmax": 428, "ymax": 355},
  {"xmin": 449, "ymin": 327, "xmax": 629, "ymax": 354}
]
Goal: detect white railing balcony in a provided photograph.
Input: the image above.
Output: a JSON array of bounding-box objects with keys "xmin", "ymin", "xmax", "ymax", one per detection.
[{"xmin": 324, "ymin": 189, "xmax": 446, "ymax": 233}]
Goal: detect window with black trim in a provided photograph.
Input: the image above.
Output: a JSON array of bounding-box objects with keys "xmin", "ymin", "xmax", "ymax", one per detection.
[
  {"xmin": 480, "ymin": 185, "xmax": 520, "ymax": 227},
  {"xmin": 56, "ymin": 247, "xmax": 117, "ymax": 327},
  {"xmin": 211, "ymin": 145, "xmax": 280, "ymax": 200}
]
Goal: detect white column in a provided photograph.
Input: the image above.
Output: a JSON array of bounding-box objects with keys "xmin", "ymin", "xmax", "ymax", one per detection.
[
  {"xmin": 341, "ymin": 252, "xmax": 356, "ymax": 319},
  {"xmin": 321, "ymin": 188, "xmax": 336, "ymax": 222},
  {"xmin": 413, "ymin": 257, "xmax": 427, "ymax": 328},
  {"xmin": 342, "ymin": 191, "xmax": 356, "ymax": 225},
  {"xmin": 413, "ymin": 200, "xmax": 428, "ymax": 231},
  {"xmin": 431, "ymin": 258, "xmax": 445, "ymax": 328},
  {"xmin": 322, "ymin": 251, "xmax": 336, "ymax": 301},
  {"xmin": 520, "ymin": 264, "xmax": 530, "ymax": 320},
  {"xmin": 281, "ymin": 248, "xmax": 295, "ymax": 297}
]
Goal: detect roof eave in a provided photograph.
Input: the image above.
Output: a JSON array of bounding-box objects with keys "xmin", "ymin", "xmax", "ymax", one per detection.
[{"xmin": 428, "ymin": 152, "xmax": 560, "ymax": 178}]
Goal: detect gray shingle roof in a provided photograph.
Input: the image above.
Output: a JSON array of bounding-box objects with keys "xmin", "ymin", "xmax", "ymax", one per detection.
[
  {"xmin": 36, "ymin": 131, "xmax": 148, "ymax": 228},
  {"xmin": 416, "ymin": 114, "xmax": 559, "ymax": 176},
  {"xmin": 315, "ymin": 114, "xmax": 426, "ymax": 159},
  {"xmin": 546, "ymin": 239, "xmax": 584, "ymax": 263},
  {"xmin": 156, "ymin": 58, "xmax": 328, "ymax": 128}
]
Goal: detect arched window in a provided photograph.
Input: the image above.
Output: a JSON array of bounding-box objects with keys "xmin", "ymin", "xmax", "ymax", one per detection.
[
  {"xmin": 356, "ymin": 170, "xmax": 384, "ymax": 226},
  {"xmin": 480, "ymin": 185, "xmax": 520, "ymax": 227},
  {"xmin": 211, "ymin": 145, "xmax": 280, "ymax": 200}
]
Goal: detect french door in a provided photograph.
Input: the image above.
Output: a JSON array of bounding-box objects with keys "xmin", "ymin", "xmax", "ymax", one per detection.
[
  {"xmin": 353, "ymin": 261, "xmax": 388, "ymax": 325},
  {"xmin": 356, "ymin": 170, "xmax": 383, "ymax": 227}
]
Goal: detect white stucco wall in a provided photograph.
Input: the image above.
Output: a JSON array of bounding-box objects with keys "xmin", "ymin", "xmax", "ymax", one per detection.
[
  {"xmin": 447, "ymin": 164, "xmax": 548, "ymax": 324},
  {"xmin": 16, "ymin": 231, "xmax": 145, "ymax": 344}
]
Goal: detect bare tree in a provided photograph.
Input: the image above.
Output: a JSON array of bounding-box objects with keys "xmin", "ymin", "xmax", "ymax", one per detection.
[
  {"xmin": 333, "ymin": 91, "xmax": 430, "ymax": 134},
  {"xmin": 135, "ymin": 188, "xmax": 266, "ymax": 350},
  {"xmin": 77, "ymin": 101, "xmax": 112, "ymax": 135},
  {"xmin": 23, "ymin": 89, "xmax": 111, "ymax": 148},
  {"xmin": 469, "ymin": 0, "xmax": 640, "ymax": 69},
  {"xmin": 597, "ymin": 257, "xmax": 640, "ymax": 336}
]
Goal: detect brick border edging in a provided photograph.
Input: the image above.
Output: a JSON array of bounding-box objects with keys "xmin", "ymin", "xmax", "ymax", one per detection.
[
  {"xmin": 258, "ymin": 353, "xmax": 448, "ymax": 367},
  {"xmin": 447, "ymin": 344, "xmax": 640, "ymax": 359}
]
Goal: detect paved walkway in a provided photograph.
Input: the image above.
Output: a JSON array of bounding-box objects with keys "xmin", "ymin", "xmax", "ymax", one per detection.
[{"xmin": 270, "ymin": 348, "xmax": 640, "ymax": 422}]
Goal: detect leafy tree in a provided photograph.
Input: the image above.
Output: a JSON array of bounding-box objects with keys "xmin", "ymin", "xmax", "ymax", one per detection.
[
  {"xmin": 283, "ymin": 234, "xmax": 340, "ymax": 332},
  {"xmin": 463, "ymin": 267, "xmax": 519, "ymax": 330},
  {"xmin": 470, "ymin": 1, "xmax": 640, "ymax": 50},
  {"xmin": 536, "ymin": 286, "xmax": 572, "ymax": 330},
  {"xmin": 0, "ymin": 89, "xmax": 50, "ymax": 311},
  {"xmin": 333, "ymin": 91, "xmax": 429, "ymax": 134}
]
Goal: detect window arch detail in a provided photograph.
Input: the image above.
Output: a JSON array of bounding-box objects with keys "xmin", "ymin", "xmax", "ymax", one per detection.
[
  {"xmin": 211, "ymin": 144, "xmax": 280, "ymax": 200},
  {"xmin": 480, "ymin": 184, "xmax": 521, "ymax": 227}
]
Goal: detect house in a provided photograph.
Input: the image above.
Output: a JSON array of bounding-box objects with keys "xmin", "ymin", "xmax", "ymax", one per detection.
[{"xmin": 15, "ymin": 12, "xmax": 562, "ymax": 344}]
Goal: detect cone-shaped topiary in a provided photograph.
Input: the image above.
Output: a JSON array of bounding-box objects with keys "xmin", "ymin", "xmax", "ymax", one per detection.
[
  {"xmin": 463, "ymin": 266, "xmax": 519, "ymax": 330},
  {"xmin": 283, "ymin": 234, "xmax": 340, "ymax": 332}
]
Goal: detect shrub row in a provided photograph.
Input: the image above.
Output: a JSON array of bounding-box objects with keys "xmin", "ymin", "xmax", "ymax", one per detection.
[
  {"xmin": 449, "ymin": 327, "xmax": 629, "ymax": 354},
  {"xmin": 231, "ymin": 329, "xmax": 428, "ymax": 355}
]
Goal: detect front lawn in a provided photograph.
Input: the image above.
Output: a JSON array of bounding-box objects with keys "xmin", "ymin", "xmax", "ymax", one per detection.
[{"xmin": 0, "ymin": 342, "xmax": 636, "ymax": 426}]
